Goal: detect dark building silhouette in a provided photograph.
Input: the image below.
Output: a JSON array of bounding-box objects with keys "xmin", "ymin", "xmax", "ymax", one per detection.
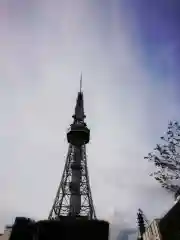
[
  {"xmin": 159, "ymin": 200, "xmax": 180, "ymax": 239},
  {"xmin": 138, "ymin": 194, "xmax": 180, "ymax": 239},
  {"xmin": 9, "ymin": 217, "xmax": 109, "ymax": 240}
]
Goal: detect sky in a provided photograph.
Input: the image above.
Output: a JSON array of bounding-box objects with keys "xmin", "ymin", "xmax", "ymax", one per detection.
[{"xmin": 0, "ymin": 0, "xmax": 180, "ymax": 238}]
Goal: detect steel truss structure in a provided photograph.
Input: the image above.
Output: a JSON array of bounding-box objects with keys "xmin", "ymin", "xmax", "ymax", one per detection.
[{"xmin": 49, "ymin": 144, "xmax": 96, "ymax": 219}]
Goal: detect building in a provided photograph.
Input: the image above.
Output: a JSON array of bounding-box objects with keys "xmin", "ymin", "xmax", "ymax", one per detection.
[
  {"xmin": 9, "ymin": 217, "xmax": 109, "ymax": 240},
  {"xmin": 0, "ymin": 226, "xmax": 12, "ymax": 240},
  {"xmin": 143, "ymin": 219, "xmax": 161, "ymax": 240},
  {"xmin": 159, "ymin": 200, "xmax": 180, "ymax": 239},
  {"xmin": 141, "ymin": 199, "xmax": 180, "ymax": 240}
]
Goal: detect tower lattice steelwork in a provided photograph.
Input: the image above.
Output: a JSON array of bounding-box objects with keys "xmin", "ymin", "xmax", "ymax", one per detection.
[{"xmin": 49, "ymin": 79, "xmax": 96, "ymax": 220}]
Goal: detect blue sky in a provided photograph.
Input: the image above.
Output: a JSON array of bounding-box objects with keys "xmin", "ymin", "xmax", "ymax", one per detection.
[
  {"xmin": 121, "ymin": 0, "xmax": 180, "ymax": 90},
  {"xmin": 0, "ymin": 0, "xmax": 179, "ymax": 238}
]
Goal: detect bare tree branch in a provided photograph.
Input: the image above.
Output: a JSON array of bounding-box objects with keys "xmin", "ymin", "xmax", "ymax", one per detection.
[{"xmin": 144, "ymin": 121, "xmax": 180, "ymax": 193}]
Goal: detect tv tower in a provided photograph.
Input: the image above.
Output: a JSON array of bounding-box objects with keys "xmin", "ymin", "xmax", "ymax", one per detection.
[{"xmin": 48, "ymin": 76, "xmax": 96, "ymax": 220}]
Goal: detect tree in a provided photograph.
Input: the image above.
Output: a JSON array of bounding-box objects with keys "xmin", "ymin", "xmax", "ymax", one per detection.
[{"xmin": 144, "ymin": 121, "xmax": 180, "ymax": 193}]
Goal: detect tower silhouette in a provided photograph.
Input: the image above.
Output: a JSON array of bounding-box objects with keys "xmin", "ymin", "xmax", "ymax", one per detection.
[{"xmin": 48, "ymin": 78, "xmax": 96, "ymax": 220}]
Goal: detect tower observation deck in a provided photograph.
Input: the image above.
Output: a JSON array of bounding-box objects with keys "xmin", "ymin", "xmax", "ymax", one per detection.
[{"xmin": 48, "ymin": 77, "xmax": 96, "ymax": 220}]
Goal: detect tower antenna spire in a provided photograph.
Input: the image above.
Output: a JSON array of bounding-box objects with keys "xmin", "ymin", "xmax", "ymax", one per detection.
[{"xmin": 80, "ymin": 73, "xmax": 82, "ymax": 93}]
